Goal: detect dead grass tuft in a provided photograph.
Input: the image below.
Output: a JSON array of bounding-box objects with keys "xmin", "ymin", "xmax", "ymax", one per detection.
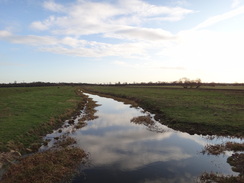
[
  {"xmin": 131, "ymin": 115, "xmax": 154, "ymax": 126},
  {"xmin": 226, "ymin": 142, "xmax": 244, "ymax": 152},
  {"xmin": 54, "ymin": 137, "xmax": 77, "ymax": 148},
  {"xmin": 200, "ymin": 143, "xmax": 244, "ymax": 182},
  {"xmin": 227, "ymin": 153, "xmax": 244, "ymax": 176},
  {"xmin": 199, "ymin": 172, "xmax": 244, "ymax": 183},
  {"xmin": 202, "ymin": 142, "xmax": 244, "ymax": 155},
  {"xmin": 202, "ymin": 144, "xmax": 226, "ymax": 155},
  {"xmin": 1, "ymin": 147, "xmax": 88, "ymax": 183},
  {"xmin": 74, "ymin": 97, "xmax": 99, "ymax": 130}
]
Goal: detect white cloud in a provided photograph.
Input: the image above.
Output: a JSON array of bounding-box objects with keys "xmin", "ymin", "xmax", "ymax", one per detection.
[
  {"xmin": 170, "ymin": 5, "xmax": 244, "ymax": 81},
  {"xmin": 0, "ymin": 30, "xmax": 11, "ymax": 37},
  {"xmin": 118, "ymin": 0, "xmax": 193, "ymax": 20},
  {"xmin": 31, "ymin": 0, "xmax": 193, "ymax": 40},
  {"xmin": 193, "ymin": 5, "xmax": 244, "ymax": 30},
  {"xmin": 30, "ymin": 16, "xmax": 56, "ymax": 31},
  {"xmin": 30, "ymin": 21, "xmax": 49, "ymax": 31},
  {"xmin": 1, "ymin": 1, "xmax": 195, "ymax": 59},
  {"xmin": 0, "ymin": 29, "xmax": 152, "ymax": 57},
  {"xmin": 162, "ymin": 29, "xmax": 244, "ymax": 75},
  {"xmin": 105, "ymin": 27, "xmax": 175, "ymax": 41},
  {"xmin": 232, "ymin": 0, "xmax": 241, "ymax": 8},
  {"xmin": 42, "ymin": 41, "xmax": 149, "ymax": 58},
  {"xmin": 171, "ymin": 0, "xmax": 190, "ymax": 7},
  {"xmin": 0, "ymin": 30, "xmax": 59, "ymax": 46},
  {"xmin": 160, "ymin": 66, "xmax": 185, "ymax": 70},
  {"xmin": 43, "ymin": 0, "xmax": 65, "ymax": 12}
]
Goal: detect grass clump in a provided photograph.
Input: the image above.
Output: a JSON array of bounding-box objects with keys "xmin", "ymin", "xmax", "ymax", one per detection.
[
  {"xmin": 131, "ymin": 115, "xmax": 154, "ymax": 126},
  {"xmin": 202, "ymin": 142, "xmax": 244, "ymax": 155},
  {"xmin": 227, "ymin": 153, "xmax": 244, "ymax": 175},
  {"xmin": 226, "ymin": 142, "xmax": 244, "ymax": 152},
  {"xmin": 199, "ymin": 172, "xmax": 244, "ymax": 183},
  {"xmin": 199, "ymin": 153, "xmax": 244, "ymax": 183},
  {"xmin": 75, "ymin": 97, "xmax": 99, "ymax": 129},
  {"xmin": 199, "ymin": 152, "xmax": 244, "ymax": 183},
  {"xmin": 54, "ymin": 137, "xmax": 77, "ymax": 148},
  {"xmin": 1, "ymin": 147, "xmax": 88, "ymax": 183},
  {"xmin": 131, "ymin": 115, "xmax": 166, "ymax": 133},
  {"xmin": 200, "ymin": 143, "xmax": 244, "ymax": 182}
]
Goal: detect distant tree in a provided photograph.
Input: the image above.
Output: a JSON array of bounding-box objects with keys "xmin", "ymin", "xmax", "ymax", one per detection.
[
  {"xmin": 178, "ymin": 77, "xmax": 202, "ymax": 88},
  {"xmin": 209, "ymin": 82, "xmax": 216, "ymax": 87},
  {"xmin": 195, "ymin": 78, "xmax": 202, "ymax": 88},
  {"xmin": 178, "ymin": 77, "xmax": 190, "ymax": 88}
]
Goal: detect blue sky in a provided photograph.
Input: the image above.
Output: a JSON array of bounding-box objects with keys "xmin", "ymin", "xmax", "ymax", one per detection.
[{"xmin": 0, "ymin": 0, "xmax": 244, "ymax": 84}]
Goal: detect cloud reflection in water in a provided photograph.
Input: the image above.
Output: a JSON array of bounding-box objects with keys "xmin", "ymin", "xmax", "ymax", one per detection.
[{"xmin": 71, "ymin": 94, "xmax": 236, "ymax": 183}]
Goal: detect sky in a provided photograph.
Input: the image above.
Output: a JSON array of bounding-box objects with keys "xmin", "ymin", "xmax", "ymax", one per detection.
[{"xmin": 0, "ymin": 0, "xmax": 244, "ymax": 84}]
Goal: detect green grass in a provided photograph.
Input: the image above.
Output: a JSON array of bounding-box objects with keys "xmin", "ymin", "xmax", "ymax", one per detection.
[
  {"xmin": 202, "ymin": 86, "xmax": 244, "ymax": 90},
  {"xmin": 83, "ymin": 85, "xmax": 244, "ymax": 136},
  {"xmin": 0, "ymin": 86, "xmax": 83, "ymax": 152}
]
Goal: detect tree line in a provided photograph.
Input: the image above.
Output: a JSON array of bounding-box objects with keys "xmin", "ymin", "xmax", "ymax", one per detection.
[{"xmin": 0, "ymin": 79, "xmax": 243, "ymax": 88}]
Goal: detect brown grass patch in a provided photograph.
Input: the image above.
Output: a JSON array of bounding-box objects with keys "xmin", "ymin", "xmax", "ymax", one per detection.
[
  {"xmin": 74, "ymin": 97, "xmax": 99, "ymax": 130},
  {"xmin": 200, "ymin": 143, "xmax": 244, "ymax": 182},
  {"xmin": 226, "ymin": 142, "xmax": 244, "ymax": 152},
  {"xmin": 1, "ymin": 147, "xmax": 88, "ymax": 183},
  {"xmin": 202, "ymin": 144, "xmax": 226, "ymax": 155},
  {"xmin": 54, "ymin": 137, "xmax": 77, "ymax": 148},
  {"xmin": 199, "ymin": 153, "xmax": 244, "ymax": 183},
  {"xmin": 199, "ymin": 172, "xmax": 244, "ymax": 183},
  {"xmin": 202, "ymin": 142, "xmax": 244, "ymax": 155},
  {"xmin": 227, "ymin": 153, "xmax": 244, "ymax": 175},
  {"xmin": 131, "ymin": 115, "xmax": 154, "ymax": 126}
]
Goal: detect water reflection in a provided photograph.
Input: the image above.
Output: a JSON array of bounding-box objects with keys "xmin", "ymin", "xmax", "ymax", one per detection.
[
  {"xmin": 65, "ymin": 93, "xmax": 242, "ymax": 183},
  {"xmin": 41, "ymin": 93, "xmax": 242, "ymax": 183}
]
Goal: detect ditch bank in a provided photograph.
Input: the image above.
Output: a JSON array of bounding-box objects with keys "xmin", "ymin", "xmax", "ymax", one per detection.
[
  {"xmin": 0, "ymin": 89, "xmax": 98, "ymax": 183},
  {"xmin": 81, "ymin": 87, "xmax": 244, "ymax": 138}
]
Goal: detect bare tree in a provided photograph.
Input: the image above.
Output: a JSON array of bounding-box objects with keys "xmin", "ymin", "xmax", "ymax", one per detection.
[
  {"xmin": 195, "ymin": 78, "xmax": 202, "ymax": 88},
  {"xmin": 178, "ymin": 77, "xmax": 202, "ymax": 88}
]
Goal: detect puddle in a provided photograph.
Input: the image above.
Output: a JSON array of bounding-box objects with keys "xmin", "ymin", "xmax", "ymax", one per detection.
[{"xmin": 41, "ymin": 93, "xmax": 243, "ymax": 183}]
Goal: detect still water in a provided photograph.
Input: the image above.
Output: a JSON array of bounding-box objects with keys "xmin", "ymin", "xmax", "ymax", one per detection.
[{"xmin": 43, "ymin": 93, "xmax": 241, "ymax": 183}]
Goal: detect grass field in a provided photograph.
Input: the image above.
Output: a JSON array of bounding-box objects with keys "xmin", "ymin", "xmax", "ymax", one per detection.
[
  {"xmin": 83, "ymin": 85, "xmax": 244, "ymax": 137},
  {"xmin": 0, "ymin": 86, "xmax": 84, "ymax": 152}
]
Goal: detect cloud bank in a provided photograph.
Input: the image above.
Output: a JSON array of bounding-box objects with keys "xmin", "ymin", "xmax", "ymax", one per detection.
[{"xmin": 1, "ymin": 0, "xmax": 194, "ymax": 58}]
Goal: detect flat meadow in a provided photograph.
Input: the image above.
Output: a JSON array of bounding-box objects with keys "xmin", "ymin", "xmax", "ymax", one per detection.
[
  {"xmin": 0, "ymin": 85, "xmax": 243, "ymax": 183},
  {"xmin": 0, "ymin": 86, "xmax": 83, "ymax": 152}
]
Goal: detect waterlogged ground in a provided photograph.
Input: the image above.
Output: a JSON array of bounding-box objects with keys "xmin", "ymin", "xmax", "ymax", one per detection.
[{"xmin": 42, "ymin": 93, "xmax": 242, "ymax": 183}]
